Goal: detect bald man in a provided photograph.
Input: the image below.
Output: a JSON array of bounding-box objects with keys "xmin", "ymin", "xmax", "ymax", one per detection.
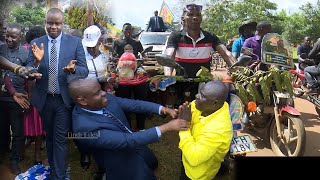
[
  {"xmin": 69, "ymin": 78, "xmax": 189, "ymax": 180},
  {"xmin": 178, "ymin": 80, "xmax": 233, "ymax": 180}
]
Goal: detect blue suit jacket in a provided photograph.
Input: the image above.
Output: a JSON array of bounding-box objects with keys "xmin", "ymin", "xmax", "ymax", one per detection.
[
  {"xmin": 27, "ymin": 33, "xmax": 88, "ymax": 112},
  {"xmin": 72, "ymin": 94, "xmax": 162, "ymax": 180},
  {"xmin": 147, "ymin": 16, "xmax": 166, "ymax": 32}
]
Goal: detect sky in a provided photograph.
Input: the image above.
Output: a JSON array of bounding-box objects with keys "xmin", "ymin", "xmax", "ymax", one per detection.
[{"xmin": 107, "ymin": 0, "xmax": 318, "ymax": 30}]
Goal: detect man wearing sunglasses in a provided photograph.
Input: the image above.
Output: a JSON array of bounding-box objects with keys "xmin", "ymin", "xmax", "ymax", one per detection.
[{"xmin": 163, "ymin": 3, "xmax": 236, "ymax": 105}]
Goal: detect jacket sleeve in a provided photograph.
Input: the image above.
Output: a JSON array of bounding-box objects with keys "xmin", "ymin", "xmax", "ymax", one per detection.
[
  {"xmin": 74, "ymin": 38, "xmax": 89, "ymax": 78},
  {"xmin": 179, "ymin": 129, "xmax": 225, "ymax": 166},
  {"xmin": 78, "ymin": 127, "xmax": 159, "ymax": 151},
  {"xmin": 113, "ymin": 95, "xmax": 161, "ymax": 114},
  {"xmin": 26, "ymin": 40, "xmax": 36, "ymax": 67},
  {"xmin": 146, "ymin": 17, "xmax": 152, "ymax": 31}
]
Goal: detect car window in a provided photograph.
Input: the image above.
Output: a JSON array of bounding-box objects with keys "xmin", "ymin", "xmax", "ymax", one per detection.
[{"xmin": 140, "ymin": 33, "xmax": 170, "ymax": 45}]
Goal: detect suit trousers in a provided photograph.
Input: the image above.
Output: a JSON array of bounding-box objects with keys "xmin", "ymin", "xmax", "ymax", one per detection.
[
  {"xmin": 116, "ymin": 82, "xmax": 148, "ymax": 130},
  {"xmin": 41, "ymin": 95, "xmax": 71, "ymax": 180},
  {"xmin": 0, "ymin": 101, "xmax": 24, "ymax": 162}
]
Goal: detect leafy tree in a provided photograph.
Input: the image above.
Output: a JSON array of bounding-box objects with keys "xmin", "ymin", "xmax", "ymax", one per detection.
[
  {"xmin": 299, "ymin": 0, "xmax": 320, "ymax": 41},
  {"xmin": 0, "ymin": 0, "xmax": 15, "ymax": 21},
  {"xmin": 202, "ymin": 0, "xmax": 278, "ymax": 42},
  {"xmin": 8, "ymin": 3, "xmax": 45, "ymax": 28},
  {"xmin": 66, "ymin": 0, "xmax": 112, "ymax": 31},
  {"xmin": 281, "ymin": 12, "xmax": 306, "ymax": 45}
]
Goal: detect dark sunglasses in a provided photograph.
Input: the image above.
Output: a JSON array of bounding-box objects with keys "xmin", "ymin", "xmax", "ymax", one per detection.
[{"xmin": 185, "ymin": 4, "xmax": 203, "ymax": 11}]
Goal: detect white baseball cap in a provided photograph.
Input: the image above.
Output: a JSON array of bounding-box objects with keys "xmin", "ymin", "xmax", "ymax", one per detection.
[{"xmin": 82, "ymin": 25, "xmax": 102, "ymax": 47}]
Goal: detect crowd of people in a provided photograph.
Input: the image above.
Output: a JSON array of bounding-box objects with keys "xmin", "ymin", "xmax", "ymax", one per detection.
[{"xmin": 0, "ymin": 2, "xmax": 319, "ymax": 180}]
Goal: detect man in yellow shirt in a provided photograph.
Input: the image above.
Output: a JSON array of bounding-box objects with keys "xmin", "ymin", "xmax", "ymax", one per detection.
[{"xmin": 178, "ymin": 80, "xmax": 233, "ymax": 180}]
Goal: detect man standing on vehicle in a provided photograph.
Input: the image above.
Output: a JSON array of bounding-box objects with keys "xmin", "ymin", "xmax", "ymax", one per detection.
[
  {"xmin": 146, "ymin": 10, "xmax": 166, "ymax": 32},
  {"xmin": 163, "ymin": 3, "xmax": 236, "ymax": 103}
]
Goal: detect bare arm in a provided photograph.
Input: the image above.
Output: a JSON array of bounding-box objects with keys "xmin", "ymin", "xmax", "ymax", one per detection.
[
  {"xmin": 0, "ymin": 56, "xmax": 19, "ymax": 71},
  {"xmin": 216, "ymin": 44, "xmax": 236, "ymax": 67},
  {"xmin": 162, "ymin": 47, "xmax": 176, "ymax": 75}
]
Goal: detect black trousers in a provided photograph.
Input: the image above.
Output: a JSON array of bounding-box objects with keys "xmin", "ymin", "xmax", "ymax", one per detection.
[
  {"xmin": 0, "ymin": 101, "xmax": 25, "ymax": 162},
  {"xmin": 116, "ymin": 82, "xmax": 148, "ymax": 130}
]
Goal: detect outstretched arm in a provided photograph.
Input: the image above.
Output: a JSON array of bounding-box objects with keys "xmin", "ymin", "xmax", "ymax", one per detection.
[{"xmin": 0, "ymin": 56, "xmax": 19, "ymax": 71}]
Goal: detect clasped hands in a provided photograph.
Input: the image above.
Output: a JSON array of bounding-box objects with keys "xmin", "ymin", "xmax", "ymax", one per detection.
[
  {"xmin": 32, "ymin": 43, "xmax": 77, "ymax": 74},
  {"xmin": 161, "ymin": 101, "xmax": 191, "ymax": 131}
]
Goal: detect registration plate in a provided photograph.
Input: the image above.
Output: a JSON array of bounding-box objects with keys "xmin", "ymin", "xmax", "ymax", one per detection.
[{"xmin": 230, "ymin": 135, "xmax": 257, "ymax": 155}]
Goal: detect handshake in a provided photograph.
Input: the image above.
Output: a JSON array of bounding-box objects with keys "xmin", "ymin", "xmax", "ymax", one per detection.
[{"xmin": 158, "ymin": 101, "xmax": 191, "ymax": 134}]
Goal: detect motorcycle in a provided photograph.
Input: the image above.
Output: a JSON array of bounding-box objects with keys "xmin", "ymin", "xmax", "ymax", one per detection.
[
  {"xmin": 289, "ymin": 53, "xmax": 320, "ymax": 116},
  {"xmin": 289, "ymin": 53, "xmax": 316, "ymax": 97},
  {"xmin": 230, "ymin": 33, "xmax": 306, "ymax": 156},
  {"xmin": 153, "ymin": 54, "xmax": 258, "ymax": 173}
]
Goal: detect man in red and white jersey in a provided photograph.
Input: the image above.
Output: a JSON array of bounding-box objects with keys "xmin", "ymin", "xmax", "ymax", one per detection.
[
  {"xmin": 164, "ymin": 3, "xmax": 235, "ymax": 78},
  {"xmin": 162, "ymin": 3, "xmax": 236, "ymax": 106}
]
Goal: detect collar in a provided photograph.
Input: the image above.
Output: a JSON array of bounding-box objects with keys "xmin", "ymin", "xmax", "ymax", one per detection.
[
  {"xmin": 82, "ymin": 108, "xmax": 104, "ymax": 115},
  {"xmin": 185, "ymin": 30, "xmax": 205, "ymax": 44},
  {"xmin": 47, "ymin": 32, "xmax": 62, "ymax": 43}
]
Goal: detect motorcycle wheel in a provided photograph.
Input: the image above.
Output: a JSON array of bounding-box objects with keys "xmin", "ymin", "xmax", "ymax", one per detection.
[
  {"xmin": 269, "ymin": 112, "xmax": 306, "ymax": 156},
  {"xmin": 292, "ymin": 73, "xmax": 304, "ymax": 97}
]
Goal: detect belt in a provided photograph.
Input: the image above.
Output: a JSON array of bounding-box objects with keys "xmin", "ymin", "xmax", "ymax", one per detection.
[{"xmin": 47, "ymin": 93, "xmax": 61, "ymax": 97}]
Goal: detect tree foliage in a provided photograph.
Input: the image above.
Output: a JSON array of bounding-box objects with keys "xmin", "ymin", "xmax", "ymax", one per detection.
[
  {"xmin": 202, "ymin": 0, "xmax": 278, "ymax": 42},
  {"xmin": 66, "ymin": 0, "xmax": 112, "ymax": 31},
  {"xmin": 299, "ymin": 1, "xmax": 320, "ymax": 41},
  {"xmin": 8, "ymin": 3, "xmax": 45, "ymax": 28},
  {"xmin": 0, "ymin": 0, "xmax": 15, "ymax": 21}
]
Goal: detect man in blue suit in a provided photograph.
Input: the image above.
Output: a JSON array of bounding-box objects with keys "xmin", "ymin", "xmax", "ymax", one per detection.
[
  {"xmin": 26, "ymin": 8, "xmax": 88, "ymax": 179},
  {"xmin": 69, "ymin": 78, "xmax": 190, "ymax": 180},
  {"xmin": 147, "ymin": 10, "xmax": 166, "ymax": 32}
]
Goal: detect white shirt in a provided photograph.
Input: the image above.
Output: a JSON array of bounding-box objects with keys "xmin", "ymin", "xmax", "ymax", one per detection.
[{"xmin": 85, "ymin": 50, "xmax": 109, "ymax": 79}]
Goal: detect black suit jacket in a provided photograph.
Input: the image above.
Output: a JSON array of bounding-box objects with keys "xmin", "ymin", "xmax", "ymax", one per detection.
[{"xmin": 147, "ymin": 16, "xmax": 165, "ymax": 32}]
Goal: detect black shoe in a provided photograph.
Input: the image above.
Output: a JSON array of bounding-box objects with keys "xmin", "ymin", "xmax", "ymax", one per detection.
[{"xmin": 9, "ymin": 161, "xmax": 21, "ymax": 175}]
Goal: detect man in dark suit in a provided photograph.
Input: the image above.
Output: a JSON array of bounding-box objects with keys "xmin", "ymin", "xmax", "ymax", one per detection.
[
  {"xmin": 26, "ymin": 8, "xmax": 88, "ymax": 179},
  {"xmin": 147, "ymin": 10, "xmax": 166, "ymax": 32},
  {"xmin": 69, "ymin": 78, "xmax": 189, "ymax": 180}
]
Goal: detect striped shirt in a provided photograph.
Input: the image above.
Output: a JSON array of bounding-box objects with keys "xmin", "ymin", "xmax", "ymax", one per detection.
[{"xmin": 166, "ymin": 30, "xmax": 221, "ymax": 77}]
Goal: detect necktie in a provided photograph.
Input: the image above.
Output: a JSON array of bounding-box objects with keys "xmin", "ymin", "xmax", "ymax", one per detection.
[
  {"xmin": 48, "ymin": 39, "xmax": 58, "ymax": 94},
  {"xmin": 102, "ymin": 108, "xmax": 132, "ymax": 133}
]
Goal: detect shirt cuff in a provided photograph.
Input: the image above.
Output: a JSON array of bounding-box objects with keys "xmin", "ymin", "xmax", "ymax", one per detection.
[
  {"xmin": 155, "ymin": 126, "xmax": 161, "ymax": 137},
  {"xmin": 158, "ymin": 105, "xmax": 163, "ymax": 115}
]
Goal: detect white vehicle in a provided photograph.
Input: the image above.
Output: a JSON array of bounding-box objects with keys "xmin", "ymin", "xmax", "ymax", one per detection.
[{"xmin": 138, "ymin": 32, "xmax": 171, "ymax": 75}]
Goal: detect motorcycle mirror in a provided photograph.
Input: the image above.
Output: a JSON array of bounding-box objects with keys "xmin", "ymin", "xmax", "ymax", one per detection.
[
  {"xmin": 231, "ymin": 55, "xmax": 253, "ymax": 68},
  {"xmin": 142, "ymin": 46, "xmax": 153, "ymax": 54},
  {"xmin": 155, "ymin": 54, "xmax": 176, "ymax": 67},
  {"xmin": 300, "ymin": 53, "xmax": 307, "ymax": 59}
]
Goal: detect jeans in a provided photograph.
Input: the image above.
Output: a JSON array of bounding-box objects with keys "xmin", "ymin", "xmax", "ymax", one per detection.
[{"xmin": 304, "ymin": 65, "xmax": 320, "ymax": 88}]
